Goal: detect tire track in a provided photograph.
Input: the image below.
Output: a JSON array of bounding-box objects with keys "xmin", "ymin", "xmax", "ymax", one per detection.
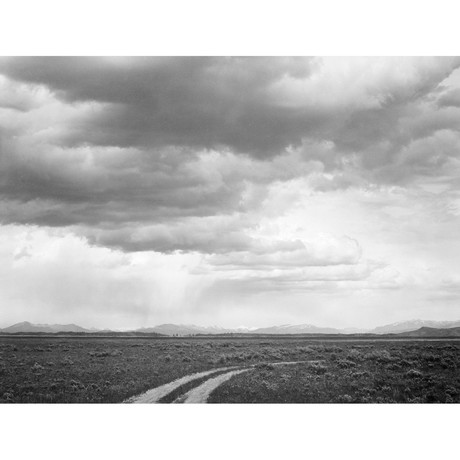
[
  {"xmin": 126, "ymin": 366, "xmax": 235, "ymax": 403},
  {"xmin": 126, "ymin": 360, "xmax": 313, "ymax": 404},
  {"xmin": 176, "ymin": 368, "xmax": 251, "ymax": 403},
  {"xmin": 176, "ymin": 360, "xmax": 313, "ymax": 403}
]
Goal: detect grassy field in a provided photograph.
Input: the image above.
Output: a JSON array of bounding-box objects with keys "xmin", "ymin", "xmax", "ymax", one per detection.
[{"xmin": 0, "ymin": 336, "xmax": 459, "ymax": 403}]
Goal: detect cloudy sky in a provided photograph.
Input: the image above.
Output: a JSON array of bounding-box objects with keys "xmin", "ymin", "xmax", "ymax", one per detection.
[{"xmin": 1, "ymin": 57, "xmax": 460, "ymax": 329}]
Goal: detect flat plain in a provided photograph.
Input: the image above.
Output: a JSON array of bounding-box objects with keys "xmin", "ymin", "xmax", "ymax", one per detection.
[{"xmin": 1, "ymin": 336, "xmax": 459, "ymax": 403}]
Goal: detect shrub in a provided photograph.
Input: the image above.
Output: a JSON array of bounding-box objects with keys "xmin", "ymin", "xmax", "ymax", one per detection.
[
  {"xmin": 445, "ymin": 386, "xmax": 458, "ymax": 396},
  {"xmin": 260, "ymin": 379, "xmax": 279, "ymax": 392},
  {"xmin": 387, "ymin": 363, "xmax": 402, "ymax": 371},
  {"xmin": 32, "ymin": 362, "xmax": 44, "ymax": 372},
  {"xmin": 440, "ymin": 358, "xmax": 455, "ymax": 369},
  {"xmin": 337, "ymin": 394, "xmax": 353, "ymax": 403},
  {"xmin": 364, "ymin": 349, "xmax": 393, "ymax": 363},
  {"xmin": 256, "ymin": 363, "xmax": 275, "ymax": 370},
  {"xmin": 346, "ymin": 349, "xmax": 362, "ymax": 362},
  {"xmin": 351, "ymin": 371, "xmax": 369, "ymax": 379},
  {"xmin": 337, "ymin": 359, "xmax": 356, "ymax": 369},
  {"xmin": 424, "ymin": 392, "xmax": 439, "ymax": 403},
  {"xmin": 297, "ymin": 346, "xmax": 315, "ymax": 354},
  {"xmin": 406, "ymin": 369, "xmax": 423, "ymax": 378},
  {"xmin": 2, "ymin": 392, "xmax": 14, "ymax": 402},
  {"xmin": 324, "ymin": 346, "xmax": 341, "ymax": 353},
  {"xmin": 308, "ymin": 361, "xmax": 328, "ymax": 374},
  {"xmin": 95, "ymin": 351, "xmax": 110, "ymax": 357}
]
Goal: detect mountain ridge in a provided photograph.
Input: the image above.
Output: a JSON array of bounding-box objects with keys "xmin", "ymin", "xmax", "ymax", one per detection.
[
  {"xmin": 1, "ymin": 321, "xmax": 91, "ymax": 334},
  {"xmin": 2, "ymin": 319, "xmax": 460, "ymax": 336},
  {"xmin": 370, "ymin": 319, "xmax": 460, "ymax": 334},
  {"xmin": 398, "ymin": 326, "xmax": 460, "ymax": 338}
]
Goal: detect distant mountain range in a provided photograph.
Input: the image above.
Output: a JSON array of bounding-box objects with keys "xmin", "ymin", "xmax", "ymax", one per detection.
[
  {"xmin": 136, "ymin": 324, "xmax": 240, "ymax": 336},
  {"xmin": 1, "ymin": 321, "xmax": 91, "ymax": 334},
  {"xmin": 370, "ymin": 319, "xmax": 460, "ymax": 334},
  {"xmin": 248, "ymin": 324, "xmax": 348, "ymax": 334},
  {"xmin": 2, "ymin": 319, "xmax": 460, "ymax": 336},
  {"xmin": 400, "ymin": 326, "xmax": 460, "ymax": 338},
  {"xmin": 137, "ymin": 323, "xmax": 347, "ymax": 335}
]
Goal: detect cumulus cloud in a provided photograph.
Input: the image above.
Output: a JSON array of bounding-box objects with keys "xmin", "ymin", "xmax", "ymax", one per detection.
[
  {"xmin": 1, "ymin": 57, "xmax": 460, "ymax": 327},
  {"xmin": 1, "ymin": 57, "xmax": 460, "ymax": 253},
  {"xmin": 0, "ymin": 57, "xmax": 317, "ymax": 154},
  {"xmin": 205, "ymin": 235, "xmax": 361, "ymax": 269}
]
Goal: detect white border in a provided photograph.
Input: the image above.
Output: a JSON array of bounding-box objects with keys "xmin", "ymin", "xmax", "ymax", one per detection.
[
  {"xmin": 1, "ymin": 404, "xmax": 458, "ymax": 459},
  {"xmin": 1, "ymin": 0, "xmax": 459, "ymax": 55},
  {"xmin": 1, "ymin": 1, "xmax": 459, "ymax": 458}
]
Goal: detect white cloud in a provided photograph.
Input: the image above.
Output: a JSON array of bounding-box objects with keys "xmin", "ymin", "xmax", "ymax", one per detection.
[{"xmin": 1, "ymin": 57, "xmax": 460, "ymax": 328}]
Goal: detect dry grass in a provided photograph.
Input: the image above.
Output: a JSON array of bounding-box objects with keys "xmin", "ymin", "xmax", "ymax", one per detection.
[
  {"xmin": 0, "ymin": 337, "xmax": 459, "ymax": 403},
  {"xmin": 209, "ymin": 341, "xmax": 460, "ymax": 403}
]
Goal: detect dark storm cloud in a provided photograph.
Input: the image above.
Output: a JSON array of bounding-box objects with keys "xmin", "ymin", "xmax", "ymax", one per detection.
[
  {"xmin": 0, "ymin": 57, "xmax": 317, "ymax": 155},
  {"xmin": 1, "ymin": 57, "xmax": 460, "ymax": 257},
  {"xmin": 438, "ymin": 88, "xmax": 460, "ymax": 108},
  {"xmin": 4, "ymin": 56, "xmax": 457, "ymax": 160},
  {"xmin": 0, "ymin": 143, "xmax": 242, "ymax": 218}
]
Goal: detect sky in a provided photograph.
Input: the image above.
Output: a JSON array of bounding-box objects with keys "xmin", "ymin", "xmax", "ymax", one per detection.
[{"xmin": 1, "ymin": 56, "xmax": 460, "ymax": 330}]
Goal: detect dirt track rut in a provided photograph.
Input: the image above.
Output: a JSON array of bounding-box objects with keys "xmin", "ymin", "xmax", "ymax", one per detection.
[
  {"xmin": 126, "ymin": 360, "xmax": 311, "ymax": 404},
  {"xmin": 177, "ymin": 368, "xmax": 251, "ymax": 403},
  {"xmin": 126, "ymin": 367, "xmax": 235, "ymax": 403}
]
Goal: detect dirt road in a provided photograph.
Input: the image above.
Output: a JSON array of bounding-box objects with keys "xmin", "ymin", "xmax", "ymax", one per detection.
[
  {"xmin": 126, "ymin": 366, "xmax": 235, "ymax": 403},
  {"xmin": 126, "ymin": 360, "xmax": 311, "ymax": 404},
  {"xmin": 177, "ymin": 368, "xmax": 251, "ymax": 403}
]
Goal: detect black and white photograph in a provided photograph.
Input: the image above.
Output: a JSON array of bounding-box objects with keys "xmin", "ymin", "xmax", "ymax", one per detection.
[
  {"xmin": 2, "ymin": 55, "xmax": 460, "ymax": 405},
  {"xmin": 1, "ymin": 2, "xmax": 459, "ymax": 458}
]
